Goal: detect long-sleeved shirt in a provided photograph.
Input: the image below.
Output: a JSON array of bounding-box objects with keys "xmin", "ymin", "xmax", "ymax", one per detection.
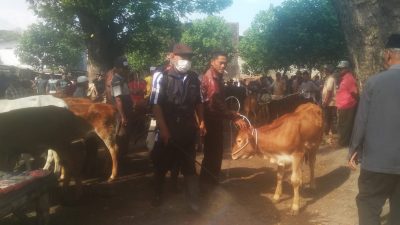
[
  {"xmin": 336, "ymin": 72, "xmax": 358, "ymax": 109},
  {"xmin": 349, "ymin": 64, "xmax": 400, "ymax": 174},
  {"xmin": 201, "ymin": 68, "xmax": 239, "ymax": 120}
]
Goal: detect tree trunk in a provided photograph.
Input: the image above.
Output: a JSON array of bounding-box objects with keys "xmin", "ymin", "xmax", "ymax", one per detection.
[
  {"xmin": 77, "ymin": 10, "xmax": 124, "ymax": 81},
  {"xmin": 331, "ymin": 0, "xmax": 400, "ymax": 86}
]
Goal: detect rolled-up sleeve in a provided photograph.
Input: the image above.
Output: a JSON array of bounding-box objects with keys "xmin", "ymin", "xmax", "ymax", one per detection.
[{"xmin": 149, "ymin": 72, "xmax": 164, "ymax": 105}]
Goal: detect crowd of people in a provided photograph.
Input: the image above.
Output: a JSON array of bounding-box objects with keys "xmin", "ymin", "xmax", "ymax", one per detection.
[
  {"xmin": 0, "ymin": 45, "xmax": 360, "ymax": 212},
  {"xmin": 1, "ymin": 33, "xmax": 400, "ymax": 224}
]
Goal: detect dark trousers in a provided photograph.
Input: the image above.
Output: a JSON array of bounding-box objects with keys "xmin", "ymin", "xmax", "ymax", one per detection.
[
  {"xmin": 357, "ymin": 169, "xmax": 400, "ymax": 225},
  {"xmin": 200, "ymin": 116, "xmax": 223, "ymax": 185},
  {"xmin": 337, "ymin": 107, "xmax": 356, "ymax": 147},
  {"xmin": 151, "ymin": 128, "xmax": 197, "ymax": 194},
  {"xmin": 323, "ymin": 106, "xmax": 337, "ymax": 135},
  {"xmin": 117, "ymin": 111, "xmax": 135, "ymax": 158}
]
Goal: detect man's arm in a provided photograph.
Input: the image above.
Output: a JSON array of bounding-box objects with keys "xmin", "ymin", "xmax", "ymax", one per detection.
[
  {"xmin": 322, "ymin": 78, "xmax": 334, "ymax": 106},
  {"xmin": 115, "ymin": 96, "xmax": 127, "ymax": 126},
  {"xmin": 348, "ymin": 80, "xmax": 371, "ymax": 169},
  {"xmin": 195, "ymin": 103, "xmax": 206, "ymax": 136},
  {"xmin": 322, "ymin": 91, "xmax": 332, "ymax": 107},
  {"xmin": 153, "ymin": 104, "xmax": 170, "ymax": 145},
  {"xmin": 150, "ymin": 72, "xmax": 170, "ymax": 144}
]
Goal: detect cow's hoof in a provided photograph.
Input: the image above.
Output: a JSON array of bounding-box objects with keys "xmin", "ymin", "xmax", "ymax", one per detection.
[
  {"xmin": 290, "ymin": 209, "xmax": 299, "ymax": 216},
  {"xmin": 107, "ymin": 177, "xmax": 115, "ymax": 183},
  {"xmin": 272, "ymin": 195, "xmax": 280, "ymax": 203}
]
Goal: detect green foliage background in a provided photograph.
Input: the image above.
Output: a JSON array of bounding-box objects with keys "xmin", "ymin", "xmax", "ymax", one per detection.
[
  {"xmin": 240, "ymin": 0, "xmax": 347, "ymax": 74},
  {"xmin": 181, "ymin": 16, "xmax": 234, "ymax": 73}
]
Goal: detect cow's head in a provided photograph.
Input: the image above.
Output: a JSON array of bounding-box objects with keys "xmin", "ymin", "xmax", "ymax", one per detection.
[{"xmin": 231, "ymin": 127, "xmax": 258, "ymax": 160}]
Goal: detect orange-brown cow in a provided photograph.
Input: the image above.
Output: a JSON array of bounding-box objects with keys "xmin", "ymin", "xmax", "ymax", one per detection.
[
  {"xmin": 232, "ymin": 103, "xmax": 323, "ymax": 215},
  {"xmin": 63, "ymin": 98, "xmax": 119, "ymax": 181}
]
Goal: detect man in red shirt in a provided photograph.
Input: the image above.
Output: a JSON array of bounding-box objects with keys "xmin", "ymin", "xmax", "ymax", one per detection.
[
  {"xmin": 335, "ymin": 60, "xmax": 358, "ymax": 147},
  {"xmin": 200, "ymin": 51, "xmax": 247, "ymax": 189},
  {"xmin": 128, "ymin": 72, "xmax": 147, "ymax": 106}
]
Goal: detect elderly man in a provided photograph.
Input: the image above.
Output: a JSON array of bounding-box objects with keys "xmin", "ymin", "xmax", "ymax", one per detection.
[
  {"xmin": 336, "ymin": 60, "xmax": 358, "ymax": 147},
  {"xmin": 150, "ymin": 43, "xmax": 206, "ymax": 211},
  {"xmin": 349, "ymin": 34, "xmax": 400, "ymax": 225}
]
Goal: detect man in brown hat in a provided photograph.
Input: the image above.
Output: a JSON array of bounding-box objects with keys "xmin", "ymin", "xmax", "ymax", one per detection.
[
  {"xmin": 349, "ymin": 34, "xmax": 400, "ymax": 225},
  {"xmin": 150, "ymin": 43, "xmax": 206, "ymax": 211}
]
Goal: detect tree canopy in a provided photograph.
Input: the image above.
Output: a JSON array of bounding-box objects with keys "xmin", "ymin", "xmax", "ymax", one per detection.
[
  {"xmin": 181, "ymin": 16, "xmax": 234, "ymax": 73},
  {"xmin": 17, "ymin": 23, "xmax": 84, "ymax": 71},
  {"xmin": 240, "ymin": 0, "xmax": 347, "ymax": 74},
  {"xmin": 27, "ymin": 0, "xmax": 232, "ymax": 76}
]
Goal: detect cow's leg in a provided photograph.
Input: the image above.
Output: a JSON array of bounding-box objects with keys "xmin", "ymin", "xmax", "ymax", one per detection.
[
  {"xmin": 43, "ymin": 150, "xmax": 53, "ymax": 171},
  {"xmin": 273, "ymin": 164, "xmax": 285, "ymax": 202},
  {"xmin": 59, "ymin": 142, "xmax": 85, "ymax": 202},
  {"xmin": 43, "ymin": 149, "xmax": 58, "ymax": 173},
  {"xmin": 308, "ymin": 150, "xmax": 317, "ymax": 190},
  {"xmin": 290, "ymin": 153, "xmax": 304, "ymax": 215},
  {"xmin": 103, "ymin": 138, "xmax": 119, "ymax": 181},
  {"xmin": 60, "ymin": 166, "xmax": 65, "ymax": 180},
  {"xmin": 53, "ymin": 150, "xmax": 61, "ymax": 175}
]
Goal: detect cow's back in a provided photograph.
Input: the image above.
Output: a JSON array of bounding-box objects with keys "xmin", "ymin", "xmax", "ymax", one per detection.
[
  {"xmin": 297, "ymin": 103, "xmax": 323, "ymax": 145},
  {"xmin": 0, "ymin": 106, "xmax": 93, "ymax": 155},
  {"xmin": 0, "ymin": 95, "xmax": 68, "ymax": 113}
]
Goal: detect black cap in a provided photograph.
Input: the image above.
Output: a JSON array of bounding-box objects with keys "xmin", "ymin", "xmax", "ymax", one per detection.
[
  {"xmin": 114, "ymin": 56, "xmax": 129, "ymax": 69},
  {"xmin": 385, "ymin": 34, "xmax": 400, "ymax": 49}
]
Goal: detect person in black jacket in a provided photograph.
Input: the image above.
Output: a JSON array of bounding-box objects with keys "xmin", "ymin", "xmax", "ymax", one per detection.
[{"xmin": 150, "ymin": 43, "xmax": 206, "ymax": 211}]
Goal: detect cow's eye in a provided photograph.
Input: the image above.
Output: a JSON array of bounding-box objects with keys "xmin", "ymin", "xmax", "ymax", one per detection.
[{"xmin": 237, "ymin": 139, "xmax": 242, "ymax": 143}]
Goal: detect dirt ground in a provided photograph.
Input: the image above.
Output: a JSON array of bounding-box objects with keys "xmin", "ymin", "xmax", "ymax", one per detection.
[{"xmin": 1, "ymin": 138, "xmax": 390, "ymax": 225}]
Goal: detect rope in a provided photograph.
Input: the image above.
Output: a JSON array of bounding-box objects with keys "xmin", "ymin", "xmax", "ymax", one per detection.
[
  {"xmin": 168, "ymin": 139, "xmax": 221, "ymax": 183},
  {"xmin": 230, "ymin": 114, "xmax": 259, "ymax": 157},
  {"xmin": 225, "ymin": 95, "xmax": 241, "ymax": 178},
  {"xmin": 225, "ymin": 96, "xmax": 241, "ymax": 113}
]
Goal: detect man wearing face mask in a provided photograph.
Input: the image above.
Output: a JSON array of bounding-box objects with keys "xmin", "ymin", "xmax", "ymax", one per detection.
[
  {"xmin": 200, "ymin": 51, "xmax": 247, "ymax": 189},
  {"xmin": 150, "ymin": 43, "xmax": 206, "ymax": 211}
]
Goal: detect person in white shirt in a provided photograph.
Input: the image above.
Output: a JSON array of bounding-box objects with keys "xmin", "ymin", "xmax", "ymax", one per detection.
[{"xmin": 321, "ymin": 65, "xmax": 337, "ymax": 143}]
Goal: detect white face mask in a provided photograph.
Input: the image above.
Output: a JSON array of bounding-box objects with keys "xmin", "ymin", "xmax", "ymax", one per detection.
[{"xmin": 174, "ymin": 59, "xmax": 192, "ymax": 73}]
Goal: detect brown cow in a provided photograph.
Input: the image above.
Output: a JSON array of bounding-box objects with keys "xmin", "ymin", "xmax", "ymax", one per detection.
[
  {"xmin": 232, "ymin": 103, "xmax": 323, "ymax": 215},
  {"xmin": 63, "ymin": 98, "xmax": 120, "ymax": 181}
]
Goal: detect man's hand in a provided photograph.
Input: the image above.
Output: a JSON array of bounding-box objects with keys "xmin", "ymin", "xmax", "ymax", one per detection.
[
  {"xmin": 199, "ymin": 121, "xmax": 207, "ymax": 137},
  {"xmin": 234, "ymin": 117, "xmax": 248, "ymax": 129},
  {"xmin": 121, "ymin": 116, "xmax": 128, "ymax": 127},
  {"xmin": 160, "ymin": 129, "xmax": 171, "ymax": 145},
  {"xmin": 348, "ymin": 151, "xmax": 359, "ymax": 170}
]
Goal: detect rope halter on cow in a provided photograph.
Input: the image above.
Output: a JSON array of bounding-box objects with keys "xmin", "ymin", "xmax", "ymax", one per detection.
[{"xmin": 232, "ymin": 114, "xmax": 258, "ymax": 157}]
